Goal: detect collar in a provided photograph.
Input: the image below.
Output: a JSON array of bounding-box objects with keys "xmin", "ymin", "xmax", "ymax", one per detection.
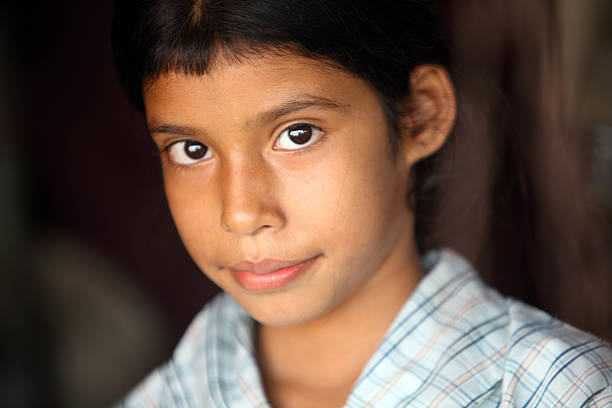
[{"xmin": 187, "ymin": 249, "xmax": 507, "ymax": 407}]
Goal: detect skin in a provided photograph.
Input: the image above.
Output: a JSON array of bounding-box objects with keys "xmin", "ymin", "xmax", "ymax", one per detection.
[{"xmin": 144, "ymin": 53, "xmax": 456, "ymax": 408}]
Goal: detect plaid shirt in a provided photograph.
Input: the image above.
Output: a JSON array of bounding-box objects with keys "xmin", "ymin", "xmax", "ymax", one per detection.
[{"xmin": 117, "ymin": 250, "xmax": 612, "ymax": 407}]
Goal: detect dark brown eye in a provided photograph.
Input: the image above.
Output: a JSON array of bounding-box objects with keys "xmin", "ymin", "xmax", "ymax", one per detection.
[
  {"xmin": 275, "ymin": 123, "xmax": 322, "ymax": 150},
  {"xmin": 167, "ymin": 140, "xmax": 212, "ymax": 165},
  {"xmin": 184, "ymin": 141, "xmax": 208, "ymax": 159},
  {"xmin": 287, "ymin": 124, "xmax": 313, "ymax": 145}
]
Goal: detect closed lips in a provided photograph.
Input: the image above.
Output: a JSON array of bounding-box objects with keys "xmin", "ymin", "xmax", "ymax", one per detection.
[
  {"xmin": 229, "ymin": 255, "xmax": 321, "ymax": 292},
  {"xmin": 229, "ymin": 256, "xmax": 319, "ymax": 275}
]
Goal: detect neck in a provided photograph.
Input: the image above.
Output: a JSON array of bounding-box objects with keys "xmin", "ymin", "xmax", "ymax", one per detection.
[{"xmin": 257, "ymin": 222, "xmax": 424, "ymax": 407}]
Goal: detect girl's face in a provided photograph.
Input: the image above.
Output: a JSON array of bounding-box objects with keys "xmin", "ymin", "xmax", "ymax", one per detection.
[{"xmin": 144, "ymin": 53, "xmax": 417, "ymax": 326}]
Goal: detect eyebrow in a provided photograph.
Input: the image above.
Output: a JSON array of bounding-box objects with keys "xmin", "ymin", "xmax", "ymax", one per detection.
[
  {"xmin": 147, "ymin": 94, "xmax": 349, "ymax": 137},
  {"xmin": 248, "ymin": 94, "xmax": 350, "ymax": 128},
  {"xmin": 148, "ymin": 124, "xmax": 200, "ymax": 137}
]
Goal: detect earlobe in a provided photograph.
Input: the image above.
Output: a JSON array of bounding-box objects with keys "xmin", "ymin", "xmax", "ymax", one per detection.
[{"xmin": 399, "ymin": 65, "xmax": 456, "ymax": 166}]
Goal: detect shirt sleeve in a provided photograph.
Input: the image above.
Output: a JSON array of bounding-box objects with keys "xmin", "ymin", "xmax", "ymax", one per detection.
[{"xmin": 502, "ymin": 300, "xmax": 612, "ymax": 407}]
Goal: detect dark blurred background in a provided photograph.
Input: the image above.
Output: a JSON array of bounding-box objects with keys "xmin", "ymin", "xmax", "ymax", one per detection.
[{"xmin": 1, "ymin": 1, "xmax": 611, "ymax": 407}]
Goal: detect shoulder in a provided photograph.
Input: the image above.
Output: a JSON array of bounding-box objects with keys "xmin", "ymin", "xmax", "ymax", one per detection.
[
  {"xmin": 499, "ymin": 297, "xmax": 612, "ymax": 407},
  {"xmin": 376, "ymin": 249, "xmax": 612, "ymax": 407},
  {"xmin": 114, "ymin": 293, "xmax": 248, "ymax": 407}
]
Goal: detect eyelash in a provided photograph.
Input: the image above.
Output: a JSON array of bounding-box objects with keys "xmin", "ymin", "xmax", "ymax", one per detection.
[{"xmin": 158, "ymin": 122, "xmax": 328, "ymax": 168}]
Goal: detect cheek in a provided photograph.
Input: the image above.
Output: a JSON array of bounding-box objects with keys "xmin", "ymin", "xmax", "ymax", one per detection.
[
  {"xmin": 162, "ymin": 171, "xmax": 221, "ymax": 258},
  {"xmin": 335, "ymin": 162, "xmax": 405, "ymax": 258},
  {"xmin": 282, "ymin": 133, "xmax": 407, "ymax": 252}
]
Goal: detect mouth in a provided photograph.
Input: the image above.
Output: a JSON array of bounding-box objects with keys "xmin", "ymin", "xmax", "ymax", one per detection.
[{"xmin": 228, "ymin": 255, "xmax": 321, "ymax": 292}]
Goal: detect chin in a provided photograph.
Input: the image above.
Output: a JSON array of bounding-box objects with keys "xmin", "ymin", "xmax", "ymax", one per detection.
[{"xmin": 239, "ymin": 293, "xmax": 333, "ymax": 328}]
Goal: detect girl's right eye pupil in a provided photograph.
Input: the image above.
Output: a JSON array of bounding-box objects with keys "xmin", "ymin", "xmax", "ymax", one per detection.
[{"xmin": 184, "ymin": 141, "xmax": 207, "ymax": 159}]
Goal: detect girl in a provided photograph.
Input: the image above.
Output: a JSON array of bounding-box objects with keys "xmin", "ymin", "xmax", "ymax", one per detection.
[{"xmin": 112, "ymin": 0, "xmax": 612, "ymax": 406}]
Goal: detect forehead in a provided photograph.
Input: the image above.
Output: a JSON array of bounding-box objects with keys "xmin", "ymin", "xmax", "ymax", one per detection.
[{"xmin": 142, "ymin": 53, "xmax": 375, "ymax": 121}]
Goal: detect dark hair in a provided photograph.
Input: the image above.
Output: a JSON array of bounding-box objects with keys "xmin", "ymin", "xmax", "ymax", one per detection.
[
  {"xmin": 112, "ymin": 0, "xmax": 448, "ymax": 112},
  {"xmin": 112, "ymin": 0, "xmax": 451, "ymax": 250}
]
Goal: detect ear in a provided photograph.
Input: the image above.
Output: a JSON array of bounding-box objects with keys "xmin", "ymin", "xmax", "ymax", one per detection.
[{"xmin": 398, "ymin": 65, "xmax": 456, "ymax": 167}]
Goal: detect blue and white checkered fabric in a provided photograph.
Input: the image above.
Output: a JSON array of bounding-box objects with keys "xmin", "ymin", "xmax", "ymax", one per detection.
[{"xmin": 117, "ymin": 249, "xmax": 612, "ymax": 407}]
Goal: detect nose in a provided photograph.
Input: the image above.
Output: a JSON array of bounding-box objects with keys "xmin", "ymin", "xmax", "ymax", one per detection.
[{"xmin": 219, "ymin": 157, "xmax": 285, "ymax": 236}]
